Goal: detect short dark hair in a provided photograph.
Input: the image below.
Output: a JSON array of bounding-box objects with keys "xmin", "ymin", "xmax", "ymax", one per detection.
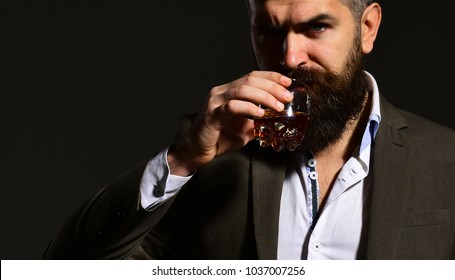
[
  {"xmin": 341, "ymin": 0, "xmax": 374, "ymax": 20},
  {"xmin": 245, "ymin": 0, "xmax": 374, "ymax": 21}
]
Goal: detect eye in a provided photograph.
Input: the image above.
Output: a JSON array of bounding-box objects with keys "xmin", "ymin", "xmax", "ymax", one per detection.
[
  {"xmin": 309, "ymin": 23, "xmax": 327, "ymax": 33},
  {"xmin": 301, "ymin": 22, "xmax": 328, "ymax": 38}
]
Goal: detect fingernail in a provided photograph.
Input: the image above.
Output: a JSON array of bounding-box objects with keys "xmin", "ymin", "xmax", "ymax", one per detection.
[
  {"xmin": 258, "ymin": 107, "xmax": 265, "ymax": 116},
  {"xmin": 276, "ymin": 101, "xmax": 285, "ymax": 111},
  {"xmin": 284, "ymin": 90, "xmax": 293, "ymax": 100},
  {"xmin": 281, "ymin": 75, "xmax": 292, "ymax": 85}
]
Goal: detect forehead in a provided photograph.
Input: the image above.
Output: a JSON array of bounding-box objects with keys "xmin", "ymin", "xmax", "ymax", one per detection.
[
  {"xmin": 250, "ymin": 0, "xmax": 342, "ymax": 6},
  {"xmin": 250, "ymin": 0, "xmax": 346, "ymax": 14},
  {"xmin": 249, "ymin": 0, "xmax": 351, "ymax": 22}
]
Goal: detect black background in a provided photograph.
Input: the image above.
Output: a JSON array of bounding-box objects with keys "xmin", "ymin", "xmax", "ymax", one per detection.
[{"xmin": 1, "ymin": 1, "xmax": 454, "ymax": 259}]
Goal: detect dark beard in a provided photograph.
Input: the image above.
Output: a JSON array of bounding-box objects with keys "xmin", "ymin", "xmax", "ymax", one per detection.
[{"xmin": 289, "ymin": 42, "xmax": 367, "ymax": 154}]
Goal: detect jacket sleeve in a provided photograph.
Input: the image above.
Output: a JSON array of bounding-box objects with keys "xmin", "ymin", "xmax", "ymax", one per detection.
[
  {"xmin": 42, "ymin": 113, "xmax": 197, "ymax": 259},
  {"xmin": 42, "ymin": 161, "xmax": 180, "ymax": 259}
]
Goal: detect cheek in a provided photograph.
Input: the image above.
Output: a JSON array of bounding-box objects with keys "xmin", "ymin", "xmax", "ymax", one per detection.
[
  {"xmin": 309, "ymin": 25, "xmax": 357, "ymax": 72},
  {"xmin": 311, "ymin": 43, "xmax": 352, "ymax": 73}
]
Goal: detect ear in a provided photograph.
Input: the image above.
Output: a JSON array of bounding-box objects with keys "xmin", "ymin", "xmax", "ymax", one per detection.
[{"xmin": 360, "ymin": 3, "xmax": 382, "ymax": 54}]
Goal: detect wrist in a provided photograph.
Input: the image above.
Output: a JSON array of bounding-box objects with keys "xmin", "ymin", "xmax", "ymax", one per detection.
[{"xmin": 167, "ymin": 143, "xmax": 199, "ymax": 176}]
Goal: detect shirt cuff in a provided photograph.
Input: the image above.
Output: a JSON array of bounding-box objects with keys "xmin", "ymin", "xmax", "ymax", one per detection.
[{"xmin": 140, "ymin": 146, "xmax": 193, "ymax": 210}]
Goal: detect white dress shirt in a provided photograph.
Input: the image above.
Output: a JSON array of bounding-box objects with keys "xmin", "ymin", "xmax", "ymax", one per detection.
[{"xmin": 140, "ymin": 71, "xmax": 382, "ymax": 259}]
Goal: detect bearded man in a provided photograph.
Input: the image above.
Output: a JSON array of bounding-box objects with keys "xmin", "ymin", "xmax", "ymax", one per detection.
[{"xmin": 44, "ymin": 0, "xmax": 455, "ymax": 260}]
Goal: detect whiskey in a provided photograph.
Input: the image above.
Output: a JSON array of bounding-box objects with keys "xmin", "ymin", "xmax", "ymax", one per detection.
[{"xmin": 254, "ymin": 109, "xmax": 310, "ymax": 152}]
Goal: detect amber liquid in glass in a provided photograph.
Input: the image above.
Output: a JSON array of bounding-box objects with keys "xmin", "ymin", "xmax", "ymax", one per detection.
[{"xmin": 254, "ymin": 109, "xmax": 310, "ymax": 152}]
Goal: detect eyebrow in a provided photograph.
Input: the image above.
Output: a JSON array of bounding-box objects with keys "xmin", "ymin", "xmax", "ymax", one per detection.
[
  {"xmin": 301, "ymin": 13, "xmax": 338, "ymax": 25},
  {"xmin": 252, "ymin": 12, "xmax": 339, "ymax": 30},
  {"xmin": 287, "ymin": 12, "xmax": 339, "ymax": 32}
]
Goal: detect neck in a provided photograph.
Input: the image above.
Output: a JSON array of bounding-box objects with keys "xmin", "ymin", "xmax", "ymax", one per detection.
[
  {"xmin": 311, "ymin": 90, "xmax": 372, "ymax": 205},
  {"xmin": 314, "ymin": 90, "xmax": 372, "ymax": 161}
]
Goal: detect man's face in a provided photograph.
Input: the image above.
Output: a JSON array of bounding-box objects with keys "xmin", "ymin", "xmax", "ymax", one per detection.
[
  {"xmin": 249, "ymin": 0, "xmax": 360, "ymax": 74},
  {"xmin": 249, "ymin": 0, "xmax": 368, "ymax": 152}
]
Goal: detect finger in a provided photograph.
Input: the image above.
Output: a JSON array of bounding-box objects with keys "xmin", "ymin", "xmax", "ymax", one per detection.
[
  {"xmin": 211, "ymin": 99, "xmax": 265, "ymax": 123},
  {"xmin": 238, "ymin": 72, "xmax": 294, "ymax": 104},
  {"xmin": 214, "ymin": 84, "xmax": 286, "ymax": 112},
  {"xmin": 215, "ymin": 71, "xmax": 293, "ymax": 103},
  {"xmin": 242, "ymin": 70, "xmax": 293, "ymax": 89}
]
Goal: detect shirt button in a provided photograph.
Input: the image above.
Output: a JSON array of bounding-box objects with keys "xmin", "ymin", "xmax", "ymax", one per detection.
[
  {"xmin": 153, "ymin": 185, "xmax": 165, "ymax": 197},
  {"xmin": 309, "ymin": 171, "xmax": 318, "ymax": 180},
  {"xmin": 313, "ymin": 242, "xmax": 321, "ymax": 252},
  {"xmin": 308, "ymin": 158, "xmax": 316, "ymax": 168}
]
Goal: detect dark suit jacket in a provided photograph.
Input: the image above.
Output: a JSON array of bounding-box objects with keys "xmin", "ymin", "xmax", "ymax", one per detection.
[{"xmin": 43, "ymin": 95, "xmax": 455, "ymax": 259}]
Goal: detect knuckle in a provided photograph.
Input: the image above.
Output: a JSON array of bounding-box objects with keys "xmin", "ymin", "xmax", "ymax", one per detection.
[
  {"xmin": 233, "ymin": 85, "xmax": 247, "ymax": 98},
  {"xmin": 223, "ymin": 100, "xmax": 235, "ymax": 112},
  {"xmin": 243, "ymin": 72, "xmax": 256, "ymax": 84},
  {"xmin": 209, "ymin": 86, "xmax": 221, "ymax": 97}
]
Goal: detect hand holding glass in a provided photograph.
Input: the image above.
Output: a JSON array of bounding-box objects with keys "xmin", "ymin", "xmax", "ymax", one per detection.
[{"xmin": 253, "ymin": 79, "xmax": 311, "ymax": 152}]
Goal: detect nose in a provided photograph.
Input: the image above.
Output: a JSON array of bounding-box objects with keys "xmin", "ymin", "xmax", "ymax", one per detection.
[{"xmin": 281, "ymin": 33, "xmax": 309, "ymax": 70}]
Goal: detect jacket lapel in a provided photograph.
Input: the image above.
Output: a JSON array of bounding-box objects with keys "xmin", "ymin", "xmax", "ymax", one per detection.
[
  {"xmin": 248, "ymin": 95, "xmax": 414, "ymax": 259},
  {"xmin": 366, "ymin": 95, "xmax": 415, "ymax": 259},
  {"xmin": 250, "ymin": 145, "xmax": 289, "ymax": 259}
]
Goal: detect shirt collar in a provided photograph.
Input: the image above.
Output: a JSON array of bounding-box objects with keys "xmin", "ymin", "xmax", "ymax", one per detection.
[{"xmin": 360, "ymin": 70, "xmax": 382, "ymax": 153}]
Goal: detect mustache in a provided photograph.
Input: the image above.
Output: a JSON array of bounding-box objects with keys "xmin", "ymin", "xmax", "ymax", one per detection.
[
  {"xmin": 288, "ymin": 66, "xmax": 334, "ymax": 87},
  {"xmin": 288, "ymin": 66, "xmax": 349, "ymax": 94},
  {"xmin": 289, "ymin": 66, "xmax": 322, "ymax": 81}
]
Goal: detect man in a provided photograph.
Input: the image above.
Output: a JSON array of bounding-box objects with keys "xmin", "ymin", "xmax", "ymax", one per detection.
[{"xmin": 43, "ymin": 0, "xmax": 455, "ymax": 259}]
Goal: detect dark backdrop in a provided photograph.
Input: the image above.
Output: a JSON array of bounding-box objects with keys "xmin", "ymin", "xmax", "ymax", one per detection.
[{"xmin": 1, "ymin": 1, "xmax": 454, "ymax": 259}]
